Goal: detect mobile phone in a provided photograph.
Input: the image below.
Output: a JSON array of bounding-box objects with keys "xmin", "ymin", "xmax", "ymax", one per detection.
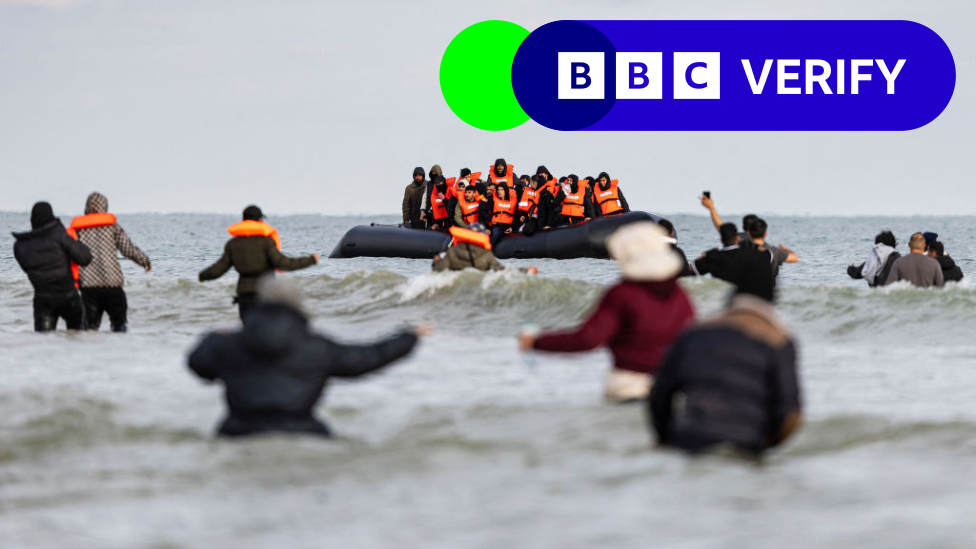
[{"xmin": 703, "ymin": 191, "xmax": 711, "ymax": 199}]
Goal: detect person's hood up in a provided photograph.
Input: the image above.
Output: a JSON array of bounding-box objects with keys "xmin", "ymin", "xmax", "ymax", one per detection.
[
  {"xmin": 85, "ymin": 192, "xmax": 109, "ymax": 214},
  {"xmin": 12, "ymin": 218, "xmax": 63, "ymax": 240},
  {"xmin": 923, "ymin": 232, "xmax": 939, "ymax": 247},
  {"xmin": 413, "ymin": 166, "xmax": 426, "ymax": 179},
  {"xmin": 433, "ymin": 176, "xmax": 447, "ymax": 194},
  {"xmin": 535, "ymin": 165, "xmax": 552, "ymax": 180},
  {"xmin": 30, "ymin": 201, "xmax": 56, "ymax": 229},
  {"xmin": 607, "ymin": 222, "xmax": 683, "ymax": 282},
  {"xmin": 429, "ymin": 164, "xmax": 442, "ymax": 178},
  {"xmin": 494, "ymin": 158, "xmax": 507, "ymax": 174},
  {"xmin": 598, "ymin": 171, "xmax": 611, "ymax": 190},
  {"xmin": 935, "ymin": 255, "xmax": 957, "ymax": 270},
  {"xmin": 566, "ymin": 174, "xmax": 579, "ymax": 193},
  {"xmin": 241, "ymin": 304, "xmax": 309, "ymax": 358}
]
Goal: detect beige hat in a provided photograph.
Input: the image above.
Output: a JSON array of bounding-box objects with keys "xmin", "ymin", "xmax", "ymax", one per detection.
[
  {"xmin": 606, "ymin": 222, "xmax": 684, "ymax": 281},
  {"xmin": 256, "ymin": 275, "xmax": 307, "ymax": 315}
]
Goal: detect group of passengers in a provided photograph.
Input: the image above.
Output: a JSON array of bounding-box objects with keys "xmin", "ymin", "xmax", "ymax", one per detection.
[
  {"xmin": 403, "ymin": 159, "xmax": 630, "ymax": 246},
  {"xmin": 847, "ymin": 230, "xmax": 963, "ymax": 288}
]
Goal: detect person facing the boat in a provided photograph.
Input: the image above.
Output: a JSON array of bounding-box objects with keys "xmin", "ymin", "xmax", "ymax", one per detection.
[
  {"xmin": 552, "ymin": 174, "xmax": 595, "ymax": 227},
  {"xmin": 488, "ymin": 184, "xmax": 516, "ymax": 247},
  {"xmin": 188, "ymin": 276, "xmax": 428, "ymax": 438},
  {"xmin": 402, "ymin": 166, "xmax": 426, "ymax": 229},
  {"xmin": 12, "ymin": 201, "xmax": 93, "ymax": 331},
  {"xmin": 928, "ymin": 241, "xmax": 963, "ymax": 282},
  {"xmin": 198, "ymin": 205, "xmax": 319, "ymax": 321},
  {"xmin": 847, "ymin": 230, "xmax": 901, "ymax": 287},
  {"xmin": 432, "ymin": 222, "xmax": 504, "ymax": 272},
  {"xmin": 520, "ymin": 222, "xmax": 694, "ymax": 403},
  {"xmin": 884, "ymin": 232, "xmax": 944, "ymax": 288},
  {"xmin": 69, "ymin": 192, "xmax": 152, "ymax": 332},
  {"xmin": 428, "ymin": 176, "xmax": 451, "ymax": 230},
  {"xmin": 593, "ymin": 172, "xmax": 630, "ymax": 217}
]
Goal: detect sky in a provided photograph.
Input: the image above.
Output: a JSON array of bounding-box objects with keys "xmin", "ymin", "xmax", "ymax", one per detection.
[{"xmin": 0, "ymin": 0, "xmax": 972, "ymax": 217}]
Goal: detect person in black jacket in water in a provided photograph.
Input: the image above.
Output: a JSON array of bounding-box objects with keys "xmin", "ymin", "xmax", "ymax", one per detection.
[
  {"xmin": 12, "ymin": 202, "xmax": 93, "ymax": 332},
  {"xmin": 188, "ymin": 277, "xmax": 430, "ymax": 437},
  {"xmin": 928, "ymin": 241, "xmax": 963, "ymax": 282}
]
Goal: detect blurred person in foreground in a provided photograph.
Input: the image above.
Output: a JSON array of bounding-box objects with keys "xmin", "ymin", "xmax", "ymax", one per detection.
[
  {"xmin": 188, "ymin": 276, "xmax": 429, "ymax": 438},
  {"xmin": 12, "ymin": 201, "xmax": 92, "ymax": 331},
  {"xmin": 650, "ymin": 264, "xmax": 802, "ymax": 457},
  {"xmin": 519, "ymin": 222, "xmax": 694, "ymax": 403}
]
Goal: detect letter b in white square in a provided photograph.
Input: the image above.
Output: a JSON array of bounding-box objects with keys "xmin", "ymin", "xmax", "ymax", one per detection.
[
  {"xmin": 615, "ymin": 52, "xmax": 662, "ymax": 99},
  {"xmin": 674, "ymin": 52, "xmax": 720, "ymax": 99},
  {"xmin": 558, "ymin": 52, "xmax": 605, "ymax": 100}
]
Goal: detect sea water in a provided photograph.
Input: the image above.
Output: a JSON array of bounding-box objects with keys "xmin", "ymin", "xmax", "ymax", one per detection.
[{"xmin": 1, "ymin": 211, "xmax": 974, "ymax": 548}]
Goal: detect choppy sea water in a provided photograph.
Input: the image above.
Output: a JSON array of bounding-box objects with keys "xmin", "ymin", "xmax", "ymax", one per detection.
[{"xmin": 1, "ymin": 211, "xmax": 975, "ymax": 549}]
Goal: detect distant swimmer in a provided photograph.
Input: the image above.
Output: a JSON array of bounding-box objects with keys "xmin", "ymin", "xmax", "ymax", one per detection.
[
  {"xmin": 884, "ymin": 232, "xmax": 944, "ymax": 288},
  {"xmin": 198, "ymin": 205, "xmax": 319, "ymax": 321},
  {"xmin": 847, "ymin": 230, "xmax": 901, "ymax": 287},
  {"xmin": 12, "ymin": 202, "xmax": 92, "ymax": 331},
  {"xmin": 68, "ymin": 192, "xmax": 151, "ymax": 332},
  {"xmin": 552, "ymin": 174, "xmax": 595, "ymax": 227},
  {"xmin": 519, "ymin": 223, "xmax": 693, "ymax": 403},
  {"xmin": 188, "ymin": 277, "xmax": 428, "ymax": 438},
  {"xmin": 650, "ymin": 275, "xmax": 802, "ymax": 457},
  {"xmin": 929, "ymin": 241, "xmax": 963, "ymax": 282},
  {"xmin": 432, "ymin": 223, "xmax": 537, "ymax": 274},
  {"xmin": 592, "ymin": 172, "xmax": 630, "ymax": 218},
  {"xmin": 402, "ymin": 167, "xmax": 426, "ymax": 229}
]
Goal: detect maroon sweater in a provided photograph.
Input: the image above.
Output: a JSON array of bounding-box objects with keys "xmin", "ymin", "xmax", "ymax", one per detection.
[{"xmin": 533, "ymin": 279, "xmax": 695, "ymax": 375}]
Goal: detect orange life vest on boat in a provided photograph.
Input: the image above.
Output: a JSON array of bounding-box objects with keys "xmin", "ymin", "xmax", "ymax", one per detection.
[
  {"xmin": 491, "ymin": 191, "xmax": 516, "ymax": 225},
  {"xmin": 488, "ymin": 164, "xmax": 515, "ymax": 188},
  {"xmin": 595, "ymin": 180, "xmax": 623, "ymax": 215},
  {"xmin": 66, "ymin": 213, "xmax": 118, "ymax": 287},
  {"xmin": 560, "ymin": 187, "xmax": 586, "ymax": 218},
  {"xmin": 457, "ymin": 194, "xmax": 482, "ymax": 226},
  {"xmin": 449, "ymin": 226, "xmax": 491, "ymax": 250},
  {"xmin": 227, "ymin": 220, "xmax": 281, "ymax": 250},
  {"xmin": 430, "ymin": 186, "xmax": 449, "ymax": 221},
  {"xmin": 518, "ymin": 187, "xmax": 540, "ymax": 214}
]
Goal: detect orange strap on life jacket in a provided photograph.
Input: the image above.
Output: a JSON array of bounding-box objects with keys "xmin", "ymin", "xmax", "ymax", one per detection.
[
  {"xmin": 560, "ymin": 189, "xmax": 586, "ymax": 218},
  {"xmin": 227, "ymin": 220, "xmax": 282, "ymax": 250},
  {"xmin": 491, "ymin": 195, "xmax": 516, "ymax": 225},
  {"xmin": 517, "ymin": 188, "xmax": 540, "ymax": 213},
  {"xmin": 449, "ymin": 226, "xmax": 491, "ymax": 250},
  {"xmin": 66, "ymin": 213, "xmax": 118, "ymax": 287}
]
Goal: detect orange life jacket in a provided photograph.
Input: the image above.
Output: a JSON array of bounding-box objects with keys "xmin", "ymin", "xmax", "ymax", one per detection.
[
  {"xmin": 449, "ymin": 226, "xmax": 491, "ymax": 250},
  {"xmin": 491, "ymin": 191, "xmax": 516, "ymax": 225},
  {"xmin": 560, "ymin": 187, "xmax": 586, "ymax": 218},
  {"xmin": 595, "ymin": 179, "xmax": 624, "ymax": 215},
  {"xmin": 430, "ymin": 187, "xmax": 449, "ymax": 221},
  {"xmin": 518, "ymin": 187, "xmax": 540, "ymax": 214},
  {"xmin": 227, "ymin": 220, "xmax": 281, "ymax": 250},
  {"xmin": 456, "ymin": 194, "xmax": 482, "ymax": 226},
  {"xmin": 66, "ymin": 213, "xmax": 118, "ymax": 287},
  {"xmin": 488, "ymin": 164, "xmax": 515, "ymax": 188}
]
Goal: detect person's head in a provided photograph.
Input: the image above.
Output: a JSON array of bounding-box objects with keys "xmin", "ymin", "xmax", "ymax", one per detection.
[
  {"xmin": 748, "ymin": 218, "xmax": 768, "ymax": 240},
  {"xmin": 874, "ymin": 230, "xmax": 897, "ymax": 248},
  {"xmin": 908, "ymin": 232, "xmax": 927, "ymax": 252},
  {"xmin": 85, "ymin": 192, "xmax": 109, "ymax": 214},
  {"xmin": 30, "ymin": 201, "xmax": 56, "ymax": 229},
  {"xmin": 242, "ymin": 205, "xmax": 263, "ymax": 221},
  {"xmin": 929, "ymin": 241, "xmax": 945, "ymax": 257},
  {"xmin": 487, "ymin": 182, "xmax": 496, "ymax": 195},
  {"xmin": 429, "ymin": 164, "xmax": 442, "ymax": 178},
  {"xmin": 566, "ymin": 174, "xmax": 579, "ymax": 191},
  {"xmin": 494, "ymin": 158, "xmax": 507, "ymax": 175},
  {"xmin": 519, "ymin": 175, "xmax": 530, "ymax": 186},
  {"xmin": 922, "ymin": 231, "xmax": 939, "ymax": 250},
  {"xmin": 466, "ymin": 222, "xmax": 488, "ymax": 235},
  {"xmin": 464, "ymin": 186, "xmax": 477, "ymax": 201},
  {"xmin": 657, "ymin": 218, "xmax": 676, "ymax": 239},
  {"xmin": 457, "ymin": 180, "xmax": 467, "ymax": 193},
  {"xmin": 413, "ymin": 166, "xmax": 425, "ymax": 182},
  {"xmin": 606, "ymin": 222, "xmax": 683, "ymax": 282},
  {"xmin": 742, "ymin": 214, "xmax": 758, "ymax": 232},
  {"xmin": 597, "ymin": 172, "xmax": 610, "ymax": 189},
  {"xmin": 530, "ymin": 175, "xmax": 544, "ymax": 189},
  {"xmin": 496, "ymin": 185, "xmax": 509, "ymax": 200},
  {"xmin": 433, "ymin": 176, "xmax": 447, "ymax": 194},
  {"xmin": 459, "ymin": 167, "xmax": 471, "ymax": 180},
  {"xmin": 536, "ymin": 165, "xmax": 552, "ymax": 180},
  {"xmin": 256, "ymin": 276, "xmax": 307, "ymax": 317},
  {"xmin": 719, "ymin": 222, "xmax": 740, "ymax": 247}
]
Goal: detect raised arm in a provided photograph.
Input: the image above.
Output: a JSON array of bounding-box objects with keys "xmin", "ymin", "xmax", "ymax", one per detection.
[
  {"xmin": 326, "ymin": 331, "xmax": 419, "ymax": 378},
  {"xmin": 700, "ymin": 196, "xmax": 724, "ymax": 232}
]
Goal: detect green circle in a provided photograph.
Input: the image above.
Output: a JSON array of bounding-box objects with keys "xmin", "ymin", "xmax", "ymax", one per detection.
[{"xmin": 440, "ymin": 20, "xmax": 530, "ymax": 131}]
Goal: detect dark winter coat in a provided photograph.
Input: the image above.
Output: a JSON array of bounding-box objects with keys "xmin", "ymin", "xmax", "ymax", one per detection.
[
  {"xmin": 935, "ymin": 256, "xmax": 964, "ymax": 282},
  {"xmin": 432, "ymin": 242, "xmax": 504, "ymax": 272},
  {"xmin": 188, "ymin": 304, "xmax": 418, "ymax": 437},
  {"xmin": 13, "ymin": 220, "xmax": 92, "ymax": 295},
  {"xmin": 198, "ymin": 237, "xmax": 316, "ymax": 295},
  {"xmin": 403, "ymin": 167, "xmax": 427, "ymax": 228}
]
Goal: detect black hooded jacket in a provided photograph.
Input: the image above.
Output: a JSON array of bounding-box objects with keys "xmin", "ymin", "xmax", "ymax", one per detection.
[
  {"xmin": 188, "ymin": 304, "xmax": 419, "ymax": 437},
  {"xmin": 13, "ymin": 220, "xmax": 92, "ymax": 295},
  {"xmin": 935, "ymin": 256, "xmax": 964, "ymax": 282}
]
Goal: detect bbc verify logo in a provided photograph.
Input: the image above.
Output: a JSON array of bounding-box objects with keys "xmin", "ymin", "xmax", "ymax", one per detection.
[{"xmin": 439, "ymin": 20, "xmax": 955, "ymax": 131}]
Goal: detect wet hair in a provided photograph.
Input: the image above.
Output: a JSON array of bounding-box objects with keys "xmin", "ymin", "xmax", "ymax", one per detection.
[
  {"xmin": 874, "ymin": 230, "xmax": 896, "ymax": 248},
  {"xmin": 748, "ymin": 218, "xmax": 768, "ymax": 239},
  {"xmin": 742, "ymin": 214, "xmax": 758, "ymax": 232},
  {"xmin": 719, "ymin": 223, "xmax": 739, "ymax": 247},
  {"xmin": 657, "ymin": 218, "xmax": 676, "ymax": 238},
  {"xmin": 929, "ymin": 241, "xmax": 945, "ymax": 257}
]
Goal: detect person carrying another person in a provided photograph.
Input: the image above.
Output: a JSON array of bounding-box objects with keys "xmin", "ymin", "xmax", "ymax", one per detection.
[
  {"xmin": 551, "ymin": 174, "xmax": 595, "ymax": 227},
  {"xmin": 847, "ymin": 230, "xmax": 900, "ymax": 287},
  {"xmin": 188, "ymin": 276, "xmax": 428, "ymax": 438},
  {"xmin": 432, "ymin": 223, "xmax": 538, "ymax": 274},
  {"xmin": 199, "ymin": 205, "xmax": 319, "ymax": 321},
  {"xmin": 592, "ymin": 172, "xmax": 630, "ymax": 218},
  {"xmin": 649, "ymin": 272, "xmax": 802, "ymax": 457},
  {"xmin": 427, "ymin": 176, "xmax": 451, "ymax": 230},
  {"xmin": 929, "ymin": 241, "xmax": 963, "ymax": 282},
  {"xmin": 488, "ymin": 184, "xmax": 516, "ymax": 247},
  {"xmin": 884, "ymin": 232, "xmax": 944, "ymax": 288},
  {"xmin": 13, "ymin": 202, "xmax": 93, "ymax": 331},
  {"xmin": 488, "ymin": 158, "xmax": 515, "ymax": 189},
  {"xmin": 519, "ymin": 223, "xmax": 694, "ymax": 403},
  {"xmin": 68, "ymin": 192, "xmax": 152, "ymax": 332},
  {"xmin": 402, "ymin": 167, "xmax": 426, "ymax": 229},
  {"xmin": 701, "ymin": 194, "xmax": 758, "ymax": 243}
]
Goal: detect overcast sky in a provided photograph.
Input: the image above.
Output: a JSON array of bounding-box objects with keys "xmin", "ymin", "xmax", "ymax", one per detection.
[{"xmin": 0, "ymin": 0, "xmax": 972, "ymax": 217}]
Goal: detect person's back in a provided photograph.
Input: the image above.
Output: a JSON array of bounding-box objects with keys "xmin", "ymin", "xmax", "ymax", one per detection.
[
  {"xmin": 188, "ymin": 279, "xmax": 421, "ymax": 437},
  {"xmin": 433, "ymin": 242, "xmax": 504, "ymax": 272},
  {"xmin": 928, "ymin": 242, "xmax": 963, "ymax": 283},
  {"xmin": 885, "ymin": 233, "xmax": 944, "ymax": 288},
  {"xmin": 650, "ymin": 294, "xmax": 801, "ymax": 455}
]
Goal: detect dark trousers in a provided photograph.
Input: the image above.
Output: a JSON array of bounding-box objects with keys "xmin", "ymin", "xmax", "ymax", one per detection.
[
  {"xmin": 33, "ymin": 288, "xmax": 86, "ymax": 332},
  {"xmin": 82, "ymin": 287, "xmax": 128, "ymax": 332},
  {"xmin": 235, "ymin": 292, "xmax": 258, "ymax": 322},
  {"xmin": 490, "ymin": 224, "xmax": 511, "ymax": 248}
]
